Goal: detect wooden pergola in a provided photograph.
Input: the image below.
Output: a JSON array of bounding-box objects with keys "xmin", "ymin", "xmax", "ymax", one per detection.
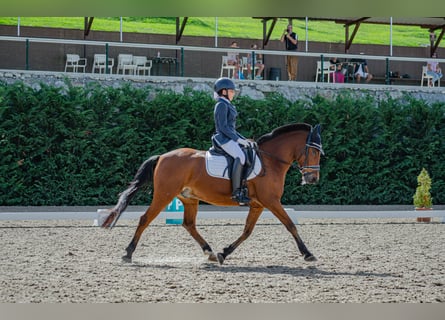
[
  {"xmin": 82, "ymin": 17, "xmax": 445, "ymax": 56},
  {"xmin": 253, "ymin": 17, "xmax": 445, "ymax": 56},
  {"xmin": 82, "ymin": 17, "xmax": 189, "ymax": 44}
]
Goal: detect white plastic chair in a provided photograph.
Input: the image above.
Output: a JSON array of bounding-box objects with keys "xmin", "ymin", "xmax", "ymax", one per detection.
[
  {"xmin": 220, "ymin": 55, "xmax": 237, "ymax": 78},
  {"xmin": 117, "ymin": 54, "xmax": 137, "ymax": 75},
  {"xmin": 420, "ymin": 65, "xmax": 438, "ymax": 87},
  {"xmin": 133, "ymin": 56, "xmax": 152, "ymax": 76},
  {"xmin": 241, "ymin": 56, "xmax": 259, "ymax": 79},
  {"xmin": 92, "ymin": 54, "xmax": 114, "ymax": 74},
  {"xmin": 315, "ymin": 61, "xmax": 336, "ymax": 83},
  {"xmin": 64, "ymin": 54, "xmax": 87, "ymax": 73}
]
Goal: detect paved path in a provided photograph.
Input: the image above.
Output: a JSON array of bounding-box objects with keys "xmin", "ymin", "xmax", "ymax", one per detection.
[{"xmin": 1, "ymin": 205, "xmax": 444, "ymax": 222}]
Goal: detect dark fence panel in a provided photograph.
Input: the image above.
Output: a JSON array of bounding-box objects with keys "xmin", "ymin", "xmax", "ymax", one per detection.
[{"xmin": 0, "ymin": 25, "xmax": 438, "ymax": 81}]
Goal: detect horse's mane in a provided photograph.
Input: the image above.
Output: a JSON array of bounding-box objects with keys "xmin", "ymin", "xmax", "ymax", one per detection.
[{"xmin": 256, "ymin": 123, "xmax": 312, "ymax": 144}]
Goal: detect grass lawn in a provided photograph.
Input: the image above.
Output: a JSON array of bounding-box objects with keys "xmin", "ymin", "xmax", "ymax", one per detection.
[{"xmin": 0, "ymin": 17, "xmax": 438, "ymax": 48}]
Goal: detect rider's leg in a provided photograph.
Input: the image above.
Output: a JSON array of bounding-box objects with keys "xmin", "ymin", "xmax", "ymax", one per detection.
[
  {"xmin": 219, "ymin": 140, "xmax": 250, "ymax": 205},
  {"xmin": 231, "ymin": 157, "xmax": 250, "ymax": 205}
]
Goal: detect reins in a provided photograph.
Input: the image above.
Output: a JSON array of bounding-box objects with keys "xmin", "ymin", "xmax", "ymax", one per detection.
[{"xmin": 257, "ymin": 148, "xmax": 299, "ymax": 170}]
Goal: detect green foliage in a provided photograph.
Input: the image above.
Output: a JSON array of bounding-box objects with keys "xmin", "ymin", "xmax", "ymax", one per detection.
[
  {"xmin": 0, "ymin": 81, "xmax": 214, "ymax": 205},
  {"xmin": 413, "ymin": 168, "xmax": 433, "ymax": 208},
  {"xmin": 1, "ymin": 80, "xmax": 445, "ymax": 206}
]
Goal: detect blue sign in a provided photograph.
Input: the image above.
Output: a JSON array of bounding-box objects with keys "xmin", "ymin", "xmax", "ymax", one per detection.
[
  {"xmin": 165, "ymin": 197, "xmax": 184, "ymax": 212},
  {"xmin": 165, "ymin": 197, "xmax": 184, "ymax": 225}
]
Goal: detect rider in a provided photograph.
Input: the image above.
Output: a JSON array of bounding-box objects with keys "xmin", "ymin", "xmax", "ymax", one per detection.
[{"xmin": 212, "ymin": 77, "xmax": 251, "ymax": 205}]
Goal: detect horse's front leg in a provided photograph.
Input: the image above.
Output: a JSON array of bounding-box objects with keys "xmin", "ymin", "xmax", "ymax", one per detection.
[
  {"xmin": 268, "ymin": 202, "xmax": 316, "ymax": 262},
  {"xmin": 217, "ymin": 206, "xmax": 264, "ymax": 265},
  {"xmin": 181, "ymin": 200, "xmax": 217, "ymax": 262}
]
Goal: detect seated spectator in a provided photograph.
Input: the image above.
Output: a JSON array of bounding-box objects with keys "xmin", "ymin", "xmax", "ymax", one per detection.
[
  {"xmin": 227, "ymin": 41, "xmax": 241, "ymax": 79},
  {"xmin": 354, "ymin": 59, "xmax": 373, "ymax": 83},
  {"xmin": 329, "ymin": 57, "xmax": 345, "ymax": 83},
  {"xmin": 426, "ymin": 52, "xmax": 443, "ymax": 87},
  {"xmin": 246, "ymin": 43, "xmax": 265, "ymax": 80}
]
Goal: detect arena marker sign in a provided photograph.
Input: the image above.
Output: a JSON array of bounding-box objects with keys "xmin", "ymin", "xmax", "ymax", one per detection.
[{"xmin": 165, "ymin": 197, "xmax": 184, "ymax": 225}]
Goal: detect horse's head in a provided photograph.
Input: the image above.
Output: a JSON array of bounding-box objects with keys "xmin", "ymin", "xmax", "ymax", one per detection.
[
  {"xmin": 257, "ymin": 123, "xmax": 324, "ymax": 185},
  {"xmin": 298, "ymin": 124, "xmax": 324, "ymax": 185}
]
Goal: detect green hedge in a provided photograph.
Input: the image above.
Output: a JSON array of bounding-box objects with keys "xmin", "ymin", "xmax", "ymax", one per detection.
[{"xmin": 1, "ymin": 80, "xmax": 444, "ymax": 206}]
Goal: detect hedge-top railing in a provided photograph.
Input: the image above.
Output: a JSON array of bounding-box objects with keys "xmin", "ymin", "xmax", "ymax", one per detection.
[{"xmin": 1, "ymin": 35, "xmax": 445, "ymax": 83}]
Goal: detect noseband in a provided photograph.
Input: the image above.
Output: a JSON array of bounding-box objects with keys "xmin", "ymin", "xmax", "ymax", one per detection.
[{"xmin": 299, "ymin": 144, "xmax": 323, "ymax": 177}]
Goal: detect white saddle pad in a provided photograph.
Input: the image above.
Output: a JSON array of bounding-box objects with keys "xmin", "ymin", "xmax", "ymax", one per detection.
[{"xmin": 205, "ymin": 151, "xmax": 262, "ymax": 180}]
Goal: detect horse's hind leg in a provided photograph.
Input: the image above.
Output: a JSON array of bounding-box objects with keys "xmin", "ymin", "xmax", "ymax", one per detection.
[
  {"xmin": 181, "ymin": 199, "xmax": 217, "ymax": 262},
  {"xmin": 217, "ymin": 206, "xmax": 264, "ymax": 265},
  {"xmin": 123, "ymin": 199, "xmax": 170, "ymax": 263}
]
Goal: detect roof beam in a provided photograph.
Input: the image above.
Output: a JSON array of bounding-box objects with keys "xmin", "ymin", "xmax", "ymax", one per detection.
[
  {"xmin": 343, "ymin": 17, "xmax": 370, "ymax": 53},
  {"xmin": 253, "ymin": 17, "xmax": 279, "ymax": 48},
  {"xmin": 345, "ymin": 22, "xmax": 361, "ymax": 53},
  {"xmin": 175, "ymin": 17, "xmax": 188, "ymax": 44},
  {"xmin": 261, "ymin": 18, "xmax": 278, "ymax": 48},
  {"xmin": 428, "ymin": 25, "xmax": 445, "ymax": 56},
  {"xmin": 83, "ymin": 17, "xmax": 94, "ymax": 37}
]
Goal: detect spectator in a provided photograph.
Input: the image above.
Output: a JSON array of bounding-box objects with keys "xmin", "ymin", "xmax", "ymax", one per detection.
[
  {"xmin": 426, "ymin": 52, "xmax": 443, "ymax": 87},
  {"xmin": 280, "ymin": 24, "xmax": 298, "ymax": 81},
  {"xmin": 354, "ymin": 59, "xmax": 373, "ymax": 83},
  {"xmin": 329, "ymin": 57, "xmax": 345, "ymax": 83},
  {"xmin": 227, "ymin": 41, "xmax": 241, "ymax": 79},
  {"xmin": 246, "ymin": 44, "xmax": 265, "ymax": 80}
]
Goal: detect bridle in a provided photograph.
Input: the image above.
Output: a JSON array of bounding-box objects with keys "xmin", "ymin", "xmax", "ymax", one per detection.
[{"xmin": 299, "ymin": 142, "xmax": 323, "ymax": 180}]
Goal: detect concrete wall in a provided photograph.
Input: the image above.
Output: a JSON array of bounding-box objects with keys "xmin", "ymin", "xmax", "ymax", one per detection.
[
  {"xmin": 1, "ymin": 69, "xmax": 444, "ymax": 105},
  {"xmin": 0, "ymin": 25, "xmax": 442, "ymax": 82}
]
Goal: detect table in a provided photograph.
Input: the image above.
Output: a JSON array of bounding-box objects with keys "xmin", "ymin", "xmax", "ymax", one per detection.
[{"xmin": 150, "ymin": 57, "xmax": 178, "ymax": 76}]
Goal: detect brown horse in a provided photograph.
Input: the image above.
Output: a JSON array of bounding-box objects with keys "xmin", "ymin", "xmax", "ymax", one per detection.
[{"xmin": 102, "ymin": 123, "xmax": 323, "ymax": 264}]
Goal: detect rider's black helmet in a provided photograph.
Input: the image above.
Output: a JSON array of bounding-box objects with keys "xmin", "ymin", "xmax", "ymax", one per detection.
[{"xmin": 214, "ymin": 77, "xmax": 236, "ymax": 95}]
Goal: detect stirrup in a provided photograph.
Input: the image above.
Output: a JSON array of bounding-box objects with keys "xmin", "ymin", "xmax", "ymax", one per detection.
[{"xmin": 231, "ymin": 188, "xmax": 250, "ymax": 205}]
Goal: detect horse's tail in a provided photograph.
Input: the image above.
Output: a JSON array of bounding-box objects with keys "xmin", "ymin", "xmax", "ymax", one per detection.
[{"xmin": 101, "ymin": 155, "xmax": 160, "ymax": 229}]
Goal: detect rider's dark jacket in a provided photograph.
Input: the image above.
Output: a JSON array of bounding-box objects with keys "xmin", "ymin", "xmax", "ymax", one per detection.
[{"xmin": 213, "ymin": 96, "xmax": 245, "ymax": 146}]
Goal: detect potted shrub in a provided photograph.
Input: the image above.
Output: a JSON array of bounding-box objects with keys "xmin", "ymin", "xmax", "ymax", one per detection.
[{"xmin": 413, "ymin": 168, "xmax": 433, "ymax": 222}]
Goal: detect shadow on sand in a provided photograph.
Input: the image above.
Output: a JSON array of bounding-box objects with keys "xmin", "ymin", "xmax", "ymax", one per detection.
[{"xmin": 124, "ymin": 260, "xmax": 396, "ymax": 279}]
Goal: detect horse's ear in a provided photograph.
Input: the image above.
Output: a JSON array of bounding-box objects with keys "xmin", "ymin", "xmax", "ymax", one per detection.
[
  {"xmin": 310, "ymin": 124, "xmax": 324, "ymax": 155},
  {"xmin": 311, "ymin": 124, "xmax": 322, "ymax": 139}
]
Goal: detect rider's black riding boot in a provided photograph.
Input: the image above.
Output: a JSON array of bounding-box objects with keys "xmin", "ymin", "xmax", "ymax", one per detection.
[{"xmin": 231, "ymin": 157, "xmax": 250, "ymax": 205}]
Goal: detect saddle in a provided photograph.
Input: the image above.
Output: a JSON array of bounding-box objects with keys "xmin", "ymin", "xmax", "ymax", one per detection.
[{"xmin": 205, "ymin": 138, "xmax": 262, "ymax": 180}]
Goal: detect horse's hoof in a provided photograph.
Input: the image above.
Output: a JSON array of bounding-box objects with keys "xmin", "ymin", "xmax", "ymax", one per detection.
[
  {"xmin": 217, "ymin": 253, "xmax": 225, "ymax": 265},
  {"xmin": 208, "ymin": 253, "xmax": 218, "ymax": 262},
  {"xmin": 122, "ymin": 255, "xmax": 132, "ymax": 263},
  {"xmin": 304, "ymin": 254, "xmax": 317, "ymax": 262}
]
